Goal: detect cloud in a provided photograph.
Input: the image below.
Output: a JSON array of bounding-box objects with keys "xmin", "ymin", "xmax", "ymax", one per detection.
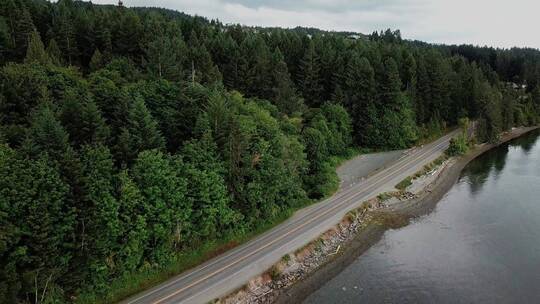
[{"xmin": 91, "ymin": 0, "xmax": 540, "ymax": 49}]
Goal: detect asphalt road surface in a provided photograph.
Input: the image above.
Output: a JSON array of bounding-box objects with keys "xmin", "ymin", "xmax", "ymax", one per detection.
[{"xmin": 123, "ymin": 131, "xmax": 458, "ymax": 304}]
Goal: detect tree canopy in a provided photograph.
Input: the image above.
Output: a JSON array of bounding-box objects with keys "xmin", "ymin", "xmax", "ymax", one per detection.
[{"xmin": 0, "ymin": 1, "xmax": 539, "ymax": 303}]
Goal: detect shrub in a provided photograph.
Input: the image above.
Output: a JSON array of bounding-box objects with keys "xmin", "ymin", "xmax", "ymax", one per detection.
[{"xmin": 446, "ymin": 134, "xmax": 469, "ymax": 156}]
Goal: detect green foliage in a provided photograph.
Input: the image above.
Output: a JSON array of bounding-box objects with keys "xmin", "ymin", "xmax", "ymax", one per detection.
[
  {"xmin": 143, "ymin": 35, "xmax": 186, "ymax": 81},
  {"xmin": 446, "ymin": 134, "xmax": 469, "ymax": 156},
  {"xmin": 131, "ymin": 150, "xmax": 188, "ymax": 263},
  {"xmin": 24, "ymin": 30, "xmax": 50, "ymax": 65},
  {"xmin": 116, "ymin": 98, "xmax": 165, "ymax": 165},
  {"xmin": 0, "ymin": 146, "xmax": 73, "ymax": 303},
  {"xmin": 343, "ymin": 54, "xmax": 377, "ymax": 146},
  {"xmin": 270, "ymin": 48, "xmax": 304, "ymax": 115},
  {"xmin": 416, "ymin": 154, "xmax": 448, "ymax": 178},
  {"xmin": 89, "ymin": 49, "xmax": 104, "ymax": 72},
  {"xmin": 46, "ymin": 39, "xmax": 63, "ymax": 66},
  {"xmin": 396, "ymin": 176, "xmax": 412, "ymax": 191},
  {"xmin": 79, "ymin": 145, "xmax": 120, "ymax": 290},
  {"xmin": 0, "ymin": 2, "xmax": 539, "ymax": 302},
  {"xmin": 476, "ymin": 81, "xmax": 503, "ymax": 143},
  {"xmin": 377, "ymin": 192, "xmax": 394, "ymax": 202},
  {"xmin": 321, "ymin": 102, "xmax": 353, "ymax": 155},
  {"xmin": 115, "ymin": 170, "xmax": 147, "ymax": 273},
  {"xmin": 22, "ymin": 104, "xmax": 70, "ymax": 160},
  {"xmin": 376, "ymin": 58, "xmax": 418, "ymax": 149},
  {"xmin": 181, "ymin": 131, "xmax": 240, "ymax": 241},
  {"xmin": 298, "ymin": 40, "xmax": 322, "ymax": 107}
]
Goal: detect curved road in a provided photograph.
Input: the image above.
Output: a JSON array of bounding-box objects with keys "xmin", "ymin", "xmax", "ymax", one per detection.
[{"xmin": 123, "ymin": 131, "xmax": 458, "ymax": 304}]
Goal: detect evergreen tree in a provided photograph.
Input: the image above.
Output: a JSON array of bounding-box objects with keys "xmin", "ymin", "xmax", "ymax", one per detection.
[
  {"xmin": 298, "ymin": 40, "xmax": 323, "ymax": 107},
  {"xmin": 501, "ymin": 89, "xmax": 516, "ymax": 131},
  {"xmin": 23, "ymin": 104, "xmax": 70, "ymax": 161},
  {"xmin": 24, "ymin": 30, "xmax": 50, "ymax": 64},
  {"xmin": 414, "ymin": 54, "xmax": 430, "ymax": 124},
  {"xmin": 532, "ymin": 86, "xmax": 540, "ymax": 116},
  {"xmin": 46, "ymin": 38, "xmax": 63, "ymax": 65},
  {"xmin": 14, "ymin": 8, "xmax": 36, "ymax": 59},
  {"xmin": 377, "ymin": 58, "xmax": 417, "ymax": 148},
  {"xmin": 115, "ymin": 98, "xmax": 165, "ymax": 165},
  {"xmin": 144, "ymin": 35, "xmax": 186, "ymax": 81},
  {"xmin": 0, "ymin": 17, "xmax": 10, "ymax": 64},
  {"xmin": 476, "ymin": 81, "xmax": 503, "ymax": 143},
  {"xmin": 60, "ymin": 91, "xmax": 110, "ymax": 148},
  {"xmin": 343, "ymin": 54, "xmax": 378, "ymax": 145},
  {"xmin": 0, "ymin": 0, "xmax": 17, "ymax": 60},
  {"xmin": 302, "ymin": 125, "xmax": 329, "ymax": 197},
  {"xmin": 270, "ymin": 48, "xmax": 304, "ymax": 115},
  {"xmin": 241, "ymin": 35, "xmax": 272, "ymax": 98},
  {"xmin": 187, "ymin": 33, "xmax": 221, "ymax": 85},
  {"xmin": 53, "ymin": 9, "xmax": 77, "ymax": 65},
  {"xmin": 401, "ymin": 50, "xmax": 417, "ymax": 91},
  {"xmin": 89, "ymin": 48, "xmax": 104, "ymax": 72},
  {"xmin": 94, "ymin": 18, "xmax": 113, "ymax": 59}
]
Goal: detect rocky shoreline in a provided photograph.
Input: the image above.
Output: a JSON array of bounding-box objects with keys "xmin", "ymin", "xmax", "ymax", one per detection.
[{"xmin": 216, "ymin": 126, "xmax": 539, "ymax": 304}]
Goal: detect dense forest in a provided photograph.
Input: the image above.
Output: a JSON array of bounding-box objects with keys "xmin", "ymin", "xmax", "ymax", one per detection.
[{"xmin": 1, "ymin": 0, "xmax": 539, "ymax": 303}]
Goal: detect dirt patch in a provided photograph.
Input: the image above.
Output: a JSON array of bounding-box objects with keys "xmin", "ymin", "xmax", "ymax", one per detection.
[{"xmin": 370, "ymin": 211, "xmax": 410, "ymax": 229}]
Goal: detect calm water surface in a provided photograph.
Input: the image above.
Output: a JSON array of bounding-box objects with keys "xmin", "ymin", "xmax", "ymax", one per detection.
[{"xmin": 305, "ymin": 130, "xmax": 540, "ymax": 304}]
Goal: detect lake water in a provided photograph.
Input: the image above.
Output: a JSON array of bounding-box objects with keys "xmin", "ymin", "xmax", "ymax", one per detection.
[{"xmin": 304, "ymin": 130, "xmax": 540, "ymax": 304}]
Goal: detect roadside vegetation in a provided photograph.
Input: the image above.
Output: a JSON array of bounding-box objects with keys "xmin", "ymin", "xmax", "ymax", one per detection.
[
  {"xmin": 447, "ymin": 135, "xmax": 470, "ymax": 156},
  {"xmin": 396, "ymin": 177, "xmax": 413, "ymax": 191},
  {"xmin": 417, "ymin": 155, "xmax": 450, "ymax": 178},
  {"xmin": 1, "ymin": 1, "xmax": 540, "ymax": 303}
]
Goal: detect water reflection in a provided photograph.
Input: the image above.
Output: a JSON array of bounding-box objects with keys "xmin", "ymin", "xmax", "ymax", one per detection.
[
  {"xmin": 508, "ymin": 130, "xmax": 539, "ymax": 154},
  {"xmin": 461, "ymin": 144, "xmax": 509, "ymax": 195}
]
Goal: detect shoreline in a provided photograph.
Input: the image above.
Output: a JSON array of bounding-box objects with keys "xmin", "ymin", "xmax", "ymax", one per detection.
[{"xmin": 272, "ymin": 126, "xmax": 540, "ymax": 304}]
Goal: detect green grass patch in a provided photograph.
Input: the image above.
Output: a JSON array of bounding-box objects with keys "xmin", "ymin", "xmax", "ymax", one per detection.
[
  {"xmin": 377, "ymin": 192, "xmax": 394, "ymax": 201},
  {"xmin": 414, "ymin": 154, "xmax": 449, "ymax": 178},
  {"xmin": 395, "ymin": 176, "xmax": 413, "ymax": 191},
  {"xmin": 281, "ymin": 254, "xmax": 291, "ymax": 263},
  {"xmin": 269, "ymin": 265, "xmax": 282, "ymax": 280},
  {"xmin": 395, "ymin": 153, "xmax": 450, "ymax": 193}
]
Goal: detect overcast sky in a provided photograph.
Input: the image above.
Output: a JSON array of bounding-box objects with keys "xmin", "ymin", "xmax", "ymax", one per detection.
[{"xmin": 92, "ymin": 0, "xmax": 539, "ymax": 49}]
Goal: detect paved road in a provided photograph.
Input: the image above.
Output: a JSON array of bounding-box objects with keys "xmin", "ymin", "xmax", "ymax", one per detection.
[{"xmin": 123, "ymin": 131, "xmax": 458, "ymax": 304}]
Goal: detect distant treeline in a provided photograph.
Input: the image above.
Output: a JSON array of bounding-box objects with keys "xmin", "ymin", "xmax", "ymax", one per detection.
[{"xmin": 0, "ymin": 0, "xmax": 539, "ymax": 303}]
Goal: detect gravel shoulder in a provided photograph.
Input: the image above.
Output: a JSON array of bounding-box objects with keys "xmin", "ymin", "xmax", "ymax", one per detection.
[{"xmin": 337, "ymin": 150, "xmax": 405, "ymax": 191}]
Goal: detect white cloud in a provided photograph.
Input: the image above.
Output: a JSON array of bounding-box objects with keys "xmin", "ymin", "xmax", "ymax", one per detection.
[{"xmin": 91, "ymin": 0, "xmax": 540, "ymax": 49}]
